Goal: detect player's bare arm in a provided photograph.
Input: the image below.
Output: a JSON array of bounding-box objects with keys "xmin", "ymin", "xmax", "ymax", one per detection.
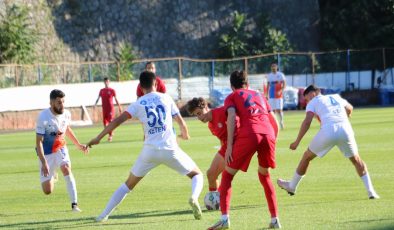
[
  {"xmin": 174, "ymin": 114, "xmax": 190, "ymax": 140},
  {"xmin": 66, "ymin": 126, "xmax": 89, "ymax": 154},
  {"xmin": 94, "ymin": 94, "xmax": 101, "ymax": 107},
  {"xmin": 88, "ymin": 111, "xmax": 130, "ymax": 147},
  {"xmin": 290, "ymin": 111, "xmax": 314, "ymax": 150},
  {"xmin": 225, "ymin": 107, "xmax": 236, "ymax": 164},
  {"xmin": 36, "ymin": 134, "xmax": 49, "ymax": 177},
  {"xmin": 114, "ymin": 96, "xmax": 122, "ymax": 113}
]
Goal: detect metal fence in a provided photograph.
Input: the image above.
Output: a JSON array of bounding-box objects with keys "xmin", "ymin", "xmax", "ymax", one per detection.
[{"xmin": 1, "ymin": 48, "xmax": 393, "ymax": 101}]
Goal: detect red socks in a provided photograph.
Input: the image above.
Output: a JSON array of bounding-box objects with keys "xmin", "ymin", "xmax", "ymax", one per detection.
[
  {"xmin": 218, "ymin": 170, "xmax": 234, "ymax": 215},
  {"xmin": 258, "ymin": 173, "xmax": 278, "ymax": 217}
]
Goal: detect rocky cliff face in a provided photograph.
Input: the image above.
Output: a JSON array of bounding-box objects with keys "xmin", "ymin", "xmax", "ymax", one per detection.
[{"xmin": 2, "ymin": 0, "xmax": 320, "ymax": 62}]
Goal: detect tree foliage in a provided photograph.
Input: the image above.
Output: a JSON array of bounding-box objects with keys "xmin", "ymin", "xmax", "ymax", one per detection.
[
  {"xmin": 0, "ymin": 4, "xmax": 37, "ymax": 64},
  {"xmin": 218, "ymin": 11, "xmax": 293, "ymax": 58},
  {"xmin": 116, "ymin": 42, "xmax": 137, "ymax": 80},
  {"xmin": 319, "ymin": 0, "xmax": 394, "ymax": 50}
]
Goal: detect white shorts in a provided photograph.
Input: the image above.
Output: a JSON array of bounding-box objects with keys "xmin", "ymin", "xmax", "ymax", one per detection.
[
  {"xmin": 309, "ymin": 123, "xmax": 358, "ymax": 158},
  {"xmin": 131, "ymin": 145, "xmax": 197, "ymax": 177},
  {"xmin": 269, "ymin": 98, "xmax": 283, "ymax": 110},
  {"xmin": 38, "ymin": 147, "xmax": 71, "ymax": 183}
]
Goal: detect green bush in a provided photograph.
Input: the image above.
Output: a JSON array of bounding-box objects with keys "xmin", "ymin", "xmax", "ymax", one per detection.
[{"xmin": 0, "ymin": 4, "xmax": 37, "ymax": 64}]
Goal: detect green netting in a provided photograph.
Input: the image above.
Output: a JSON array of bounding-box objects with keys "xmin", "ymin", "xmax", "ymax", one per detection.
[
  {"xmin": 247, "ymin": 55, "xmax": 277, "ymax": 74},
  {"xmin": 314, "ymin": 51, "xmax": 348, "ymax": 73}
]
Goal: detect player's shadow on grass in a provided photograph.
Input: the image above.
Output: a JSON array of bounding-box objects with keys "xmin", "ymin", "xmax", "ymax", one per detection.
[{"xmin": 0, "ymin": 217, "xmax": 95, "ymax": 229}]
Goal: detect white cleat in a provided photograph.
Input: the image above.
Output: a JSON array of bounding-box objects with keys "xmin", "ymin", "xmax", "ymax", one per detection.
[
  {"xmin": 368, "ymin": 191, "xmax": 380, "ymax": 199},
  {"xmin": 207, "ymin": 218, "xmax": 230, "ymax": 230},
  {"xmin": 277, "ymin": 179, "xmax": 295, "ymax": 196},
  {"xmin": 71, "ymin": 204, "xmax": 82, "ymax": 213},
  {"xmin": 95, "ymin": 215, "xmax": 109, "ymax": 222},
  {"xmin": 189, "ymin": 198, "xmax": 202, "ymax": 220},
  {"xmin": 268, "ymin": 219, "xmax": 282, "ymax": 229}
]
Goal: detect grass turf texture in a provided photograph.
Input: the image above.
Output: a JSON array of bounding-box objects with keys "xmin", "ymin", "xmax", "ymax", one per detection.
[{"xmin": 0, "ymin": 107, "xmax": 393, "ymax": 229}]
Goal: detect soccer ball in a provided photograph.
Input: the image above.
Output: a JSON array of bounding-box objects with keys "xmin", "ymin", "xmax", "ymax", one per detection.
[{"xmin": 204, "ymin": 191, "xmax": 220, "ymax": 210}]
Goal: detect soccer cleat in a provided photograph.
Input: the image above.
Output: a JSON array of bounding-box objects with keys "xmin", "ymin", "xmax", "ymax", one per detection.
[
  {"xmin": 368, "ymin": 191, "xmax": 380, "ymax": 199},
  {"xmin": 277, "ymin": 179, "xmax": 295, "ymax": 196},
  {"xmin": 95, "ymin": 215, "xmax": 109, "ymax": 222},
  {"xmin": 108, "ymin": 135, "xmax": 113, "ymax": 142},
  {"xmin": 189, "ymin": 198, "xmax": 202, "ymax": 220},
  {"xmin": 268, "ymin": 219, "xmax": 282, "ymax": 229},
  {"xmin": 71, "ymin": 203, "xmax": 82, "ymax": 212},
  {"xmin": 207, "ymin": 218, "xmax": 230, "ymax": 230}
]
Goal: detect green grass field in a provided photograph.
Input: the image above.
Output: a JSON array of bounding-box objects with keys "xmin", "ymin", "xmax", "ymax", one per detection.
[{"xmin": 0, "ymin": 107, "xmax": 393, "ymax": 229}]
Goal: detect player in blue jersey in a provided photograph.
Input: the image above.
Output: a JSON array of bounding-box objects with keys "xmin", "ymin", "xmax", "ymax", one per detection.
[{"xmin": 35, "ymin": 89, "xmax": 89, "ymax": 212}]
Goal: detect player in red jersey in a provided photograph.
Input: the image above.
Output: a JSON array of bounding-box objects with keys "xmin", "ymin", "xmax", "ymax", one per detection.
[
  {"xmin": 208, "ymin": 70, "xmax": 281, "ymax": 230},
  {"xmin": 94, "ymin": 77, "xmax": 122, "ymax": 142},
  {"xmin": 136, "ymin": 62, "xmax": 166, "ymax": 97},
  {"xmin": 186, "ymin": 98, "xmax": 239, "ymax": 195}
]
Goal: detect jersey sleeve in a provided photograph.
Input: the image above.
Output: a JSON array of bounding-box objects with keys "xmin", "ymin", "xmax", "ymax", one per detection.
[
  {"xmin": 65, "ymin": 110, "xmax": 72, "ymax": 126},
  {"xmin": 334, "ymin": 94, "xmax": 348, "ymax": 107},
  {"xmin": 224, "ymin": 93, "xmax": 235, "ymax": 112},
  {"xmin": 36, "ymin": 113, "xmax": 45, "ymax": 135},
  {"xmin": 136, "ymin": 84, "xmax": 143, "ymax": 97},
  {"xmin": 169, "ymin": 95, "xmax": 180, "ymax": 116},
  {"xmin": 306, "ymin": 100, "xmax": 315, "ymax": 114},
  {"xmin": 126, "ymin": 103, "xmax": 138, "ymax": 119}
]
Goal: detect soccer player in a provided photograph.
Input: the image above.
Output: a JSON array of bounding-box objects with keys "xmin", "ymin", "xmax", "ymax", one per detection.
[
  {"xmin": 87, "ymin": 71, "xmax": 204, "ymax": 222},
  {"xmin": 186, "ymin": 98, "xmax": 238, "ymax": 195},
  {"xmin": 136, "ymin": 61, "xmax": 166, "ymax": 97},
  {"xmin": 208, "ymin": 70, "xmax": 281, "ymax": 230},
  {"xmin": 35, "ymin": 89, "xmax": 88, "ymax": 212},
  {"xmin": 267, "ymin": 62, "xmax": 286, "ymax": 129},
  {"xmin": 94, "ymin": 77, "xmax": 122, "ymax": 142},
  {"xmin": 277, "ymin": 85, "xmax": 380, "ymax": 199}
]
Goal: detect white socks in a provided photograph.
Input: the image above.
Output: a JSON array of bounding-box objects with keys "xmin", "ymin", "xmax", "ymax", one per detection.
[
  {"xmin": 191, "ymin": 174, "xmax": 203, "ymax": 201},
  {"xmin": 64, "ymin": 174, "xmax": 77, "ymax": 204},
  {"xmin": 99, "ymin": 183, "xmax": 131, "ymax": 218},
  {"xmin": 361, "ymin": 173, "xmax": 376, "ymax": 193},
  {"xmin": 289, "ymin": 171, "xmax": 304, "ymax": 190}
]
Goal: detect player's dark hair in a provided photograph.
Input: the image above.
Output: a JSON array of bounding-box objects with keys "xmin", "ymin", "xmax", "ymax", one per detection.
[
  {"xmin": 50, "ymin": 89, "xmax": 65, "ymax": 100},
  {"xmin": 145, "ymin": 61, "xmax": 154, "ymax": 68},
  {"xmin": 186, "ymin": 97, "xmax": 206, "ymax": 115},
  {"xmin": 230, "ymin": 70, "xmax": 248, "ymax": 89},
  {"xmin": 139, "ymin": 71, "xmax": 156, "ymax": 89},
  {"xmin": 103, "ymin": 77, "xmax": 109, "ymax": 81},
  {"xmin": 303, "ymin": 84, "xmax": 321, "ymax": 96}
]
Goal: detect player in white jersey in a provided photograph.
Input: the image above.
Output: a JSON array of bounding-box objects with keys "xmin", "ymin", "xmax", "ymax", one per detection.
[
  {"xmin": 35, "ymin": 89, "xmax": 89, "ymax": 212},
  {"xmin": 87, "ymin": 71, "xmax": 203, "ymax": 222},
  {"xmin": 277, "ymin": 85, "xmax": 379, "ymax": 199},
  {"xmin": 267, "ymin": 62, "xmax": 286, "ymax": 129}
]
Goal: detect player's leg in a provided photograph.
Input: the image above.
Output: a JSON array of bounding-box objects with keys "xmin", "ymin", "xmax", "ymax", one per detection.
[
  {"xmin": 256, "ymin": 134, "xmax": 280, "ymax": 228},
  {"xmin": 103, "ymin": 115, "xmax": 113, "ymax": 141},
  {"xmin": 209, "ymin": 137, "xmax": 256, "ymax": 230},
  {"xmin": 96, "ymin": 147, "xmax": 155, "ymax": 222},
  {"xmin": 278, "ymin": 98, "xmax": 284, "ymax": 129},
  {"xmin": 96, "ymin": 172, "xmax": 144, "ymax": 222},
  {"xmin": 163, "ymin": 147, "xmax": 203, "ymax": 220},
  {"xmin": 207, "ymin": 153, "xmax": 225, "ymax": 192},
  {"xmin": 338, "ymin": 128, "xmax": 379, "ymax": 199},
  {"xmin": 277, "ymin": 149, "xmax": 316, "ymax": 195},
  {"xmin": 59, "ymin": 148, "xmax": 80, "ymax": 212}
]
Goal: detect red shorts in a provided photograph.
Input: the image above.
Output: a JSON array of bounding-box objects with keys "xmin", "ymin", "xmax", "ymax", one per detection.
[
  {"xmin": 102, "ymin": 111, "xmax": 114, "ymax": 126},
  {"xmin": 228, "ymin": 133, "xmax": 276, "ymax": 172}
]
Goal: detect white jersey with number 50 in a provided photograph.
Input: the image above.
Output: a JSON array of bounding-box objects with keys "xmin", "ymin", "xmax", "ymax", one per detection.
[
  {"xmin": 306, "ymin": 94, "xmax": 350, "ymax": 128},
  {"xmin": 126, "ymin": 92, "xmax": 179, "ymax": 150}
]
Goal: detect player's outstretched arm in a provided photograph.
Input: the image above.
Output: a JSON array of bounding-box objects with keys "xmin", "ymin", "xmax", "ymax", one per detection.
[
  {"xmin": 173, "ymin": 114, "xmax": 190, "ymax": 140},
  {"xmin": 87, "ymin": 111, "xmax": 130, "ymax": 147},
  {"xmin": 66, "ymin": 126, "xmax": 89, "ymax": 155},
  {"xmin": 290, "ymin": 111, "xmax": 314, "ymax": 150},
  {"xmin": 114, "ymin": 95, "xmax": 122, "ymax": 113}
]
